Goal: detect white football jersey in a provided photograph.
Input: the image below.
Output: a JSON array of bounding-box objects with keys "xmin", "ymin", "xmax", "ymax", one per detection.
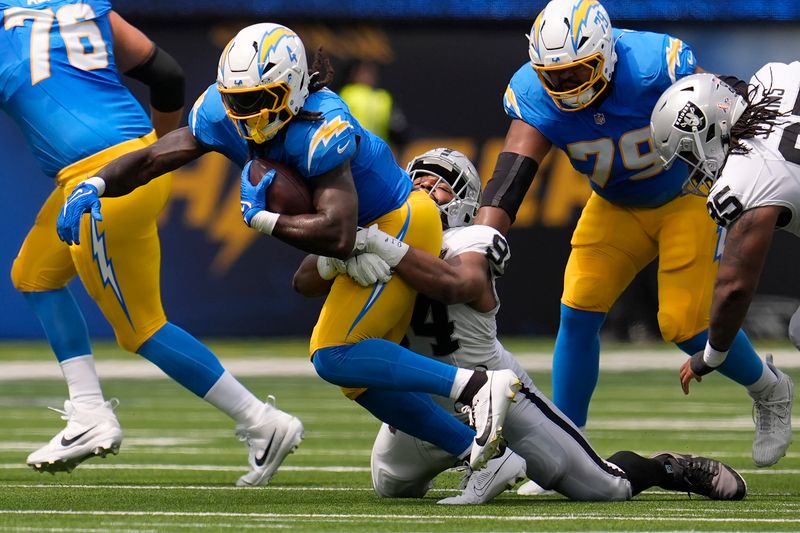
[
  {"xmin": 405, "ymin": 225, "xmax": 508, "ymax": 365},
  {"xmin": 708, "ymin": 62, "xmax": 800, "ymax": 235}
]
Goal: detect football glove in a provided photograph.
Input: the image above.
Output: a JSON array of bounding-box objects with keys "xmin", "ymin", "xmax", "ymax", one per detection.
[
  {"xmin": 240, "ymin": 161, "xmax": 276, "ymax": 227},
  {"xmin": 353, "ymin": 224, "xmax": 409, "ymax": 267},
  {"xmin": 57, "ymin": 180, "xmax": 104, "ymax": 245},
  {"xmin": 317, "ymin": 255, "xmax": 347, "ymax": 280},
  {"xmin": 345, "ymin": 253, "xmax": 392, "ymax": 286}
]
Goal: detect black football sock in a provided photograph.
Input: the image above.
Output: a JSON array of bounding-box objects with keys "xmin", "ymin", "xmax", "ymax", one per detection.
[
  {"xmin": 457, "ymin": 369, "xmax": 488, "ymax": 405},
  {"xmin": 606, "ymin": 450, "xmax": 670, "ymax": 497}
]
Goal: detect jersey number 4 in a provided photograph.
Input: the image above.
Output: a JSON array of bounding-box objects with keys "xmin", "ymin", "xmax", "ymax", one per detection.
[
  {"xmin": 4, "ymin": 5, "xmax": 108, "ymax": 85},
  {"xmin": 410, "ymin": 295, "xmax": 460, "ymax": 357}
]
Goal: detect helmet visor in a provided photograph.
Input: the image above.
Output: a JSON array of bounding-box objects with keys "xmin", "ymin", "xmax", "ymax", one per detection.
[{"xmin": 219, "ymin": 82, "xmax": 290, "ymax": 119}]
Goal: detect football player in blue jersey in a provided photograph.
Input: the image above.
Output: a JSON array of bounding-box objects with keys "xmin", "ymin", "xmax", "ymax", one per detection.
[
  {"xmin": 2, "ymin": 1, "xmax": 303, "ymax": 486},
  {"xmin": 57, "ymin": 23, "xmax": 523, "ymax": 471},
  {"xmin": 474, "ymin": 0, "xmax": 790, "ymax": 471}
]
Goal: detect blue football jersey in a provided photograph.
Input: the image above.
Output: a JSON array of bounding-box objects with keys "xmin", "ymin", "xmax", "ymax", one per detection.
[
  {"xmin": 0, "ymin": 0, "xmax": 152, "ymax": 178},
  {"xmin": 504, "ymin": 29, "xmax": 697, "ymax": 207},
  {"xmin": 189, "ymin": 85, "xmax": 412, "ymax": 226}
]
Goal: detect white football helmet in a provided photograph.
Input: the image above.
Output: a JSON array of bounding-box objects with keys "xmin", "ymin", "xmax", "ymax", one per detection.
[
  {"xmin": 407, "ymin": 148, "xmax": 482, "ymax": 228},
  {"xmin": 528, "ymin": 0, "xmax": 616, "ymax": 111},
  {"xmin": 650, "ymin": 73, "xmax": 748, "ymax": 196},
  {"xmin": 218, "ymin": 23, "xmax": 310, "ymax": 143}
]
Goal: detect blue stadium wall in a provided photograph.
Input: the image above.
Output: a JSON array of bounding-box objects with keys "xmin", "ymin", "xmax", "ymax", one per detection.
[{"xmin": 2, "ymin": 6, "xmax": 800, "ymax": 339}]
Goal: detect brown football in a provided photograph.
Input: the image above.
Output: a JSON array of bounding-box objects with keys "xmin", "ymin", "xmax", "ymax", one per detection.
[{"xmin": 247, "ymin": 158, "xmax": 314, "ymax": 215}]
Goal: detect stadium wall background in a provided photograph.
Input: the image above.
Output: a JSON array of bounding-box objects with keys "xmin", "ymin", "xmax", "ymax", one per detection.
[{"xmin": 2, "ymin": 14, "xmax": 800, "ymax": 340}]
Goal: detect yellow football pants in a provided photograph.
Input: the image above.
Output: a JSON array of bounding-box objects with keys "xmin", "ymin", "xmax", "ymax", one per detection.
[
  {"xmin": 562, "ymin": 192, "xmax": 721, "ymax": 343},
  {"xmin": 11, "ymin": 131, "xmax": 172, "ymax": 352},
  {"xmin": 310, "ymin": 190, "xmax": 443, "ymax": 399}
]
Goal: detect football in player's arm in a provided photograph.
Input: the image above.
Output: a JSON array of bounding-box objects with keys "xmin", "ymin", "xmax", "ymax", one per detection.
[{"xmin": 651, "ymin": 64, "xmax": 796, "ymax": 465}]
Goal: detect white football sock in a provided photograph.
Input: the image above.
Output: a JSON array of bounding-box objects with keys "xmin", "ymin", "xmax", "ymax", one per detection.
[
  {"xmin": 203, "ymin": 371, "xmax": 267, "ymax": 427},
  {"xmin": 746, "ymin": 362, "xmax": 779, "ymax": 398},
  {"xmin": 59, "ymin": 354, "xmax": 105, "ymax": 407}
]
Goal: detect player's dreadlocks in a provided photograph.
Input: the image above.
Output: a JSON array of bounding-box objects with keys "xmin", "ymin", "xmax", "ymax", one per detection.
[
  {"xmin": 729, "ymin": 84, "xmax": 787, "ymax": 155},
  {"xmin": 297, "ymin": 48, "xmax": 334, "ymax": 122}
]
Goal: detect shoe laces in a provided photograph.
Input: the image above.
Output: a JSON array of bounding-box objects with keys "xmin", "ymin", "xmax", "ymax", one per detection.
[
  {"xmin": 460, "ymin": 405, "xmax": 475, "ymax": 428},
  {"xmin": 454, "ymin": 461, "xmax": 474, "ymax": 490},
  {"xmin": 752, "ymin": 395, "xmax": 791, "ymax": 432},
  {"xmin": 46, "ymin": 398, "xmax": 118, "ymax": 422},
  {"xmin": 235, "ymin": 395, "xmax": 278, "ymax": 444},
  {"xmin": 679, "ymin": 456, "xmax": 717, "ymax": 491}
]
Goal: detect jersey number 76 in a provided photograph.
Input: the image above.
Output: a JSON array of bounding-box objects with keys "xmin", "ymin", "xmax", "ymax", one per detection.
[{"xmin": 4, "ymin": 4, "xmax": 108, "ymax": 85}]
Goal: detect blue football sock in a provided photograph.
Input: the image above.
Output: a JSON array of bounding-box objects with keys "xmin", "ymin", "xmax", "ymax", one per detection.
[
  {"xmin": 552, "ymin": 304, "xmax": 607, "ymax": 428},
  {"xmin": 23, "ymin": 288, "xmax": 92, "ymax": 362},
  {"xmin": 676, "ymin": 329, "xmax": 763, "ymax": 386},
  {"xmin": 137, "ymin": 322, "xmax": 225, "ymax": 397},
  {"xmin": 356, "ymin": 389, "xmax": 473, "ymax": 457},
  {"xmin": 313, "ymin": 339, "xmax": 458, "ymax": 397}
]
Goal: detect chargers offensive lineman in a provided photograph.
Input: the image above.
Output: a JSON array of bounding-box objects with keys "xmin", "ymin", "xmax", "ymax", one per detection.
[
  {"xmin": 57, "ymin": 23, "xmax": 522, "ymax": 471},
  {"xmin": 297, "ymin": 148, "xmax": 747, "ymax": 504},
  {"xmin": 651, "ymin": 67, "xmax": 797, "ymax": 465},
  {"xmin": 1, "ymin": 0, "xmax": 303, "ymax": 486},
  {"xmin": 474, "ymin": 0, "xmax": 789, "ymax": 468}
]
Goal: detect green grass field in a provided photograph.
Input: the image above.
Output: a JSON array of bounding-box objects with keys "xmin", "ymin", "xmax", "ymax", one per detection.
[{"xmin": 0, "ymin": 339, "xmax": 797, "ymax": 532}]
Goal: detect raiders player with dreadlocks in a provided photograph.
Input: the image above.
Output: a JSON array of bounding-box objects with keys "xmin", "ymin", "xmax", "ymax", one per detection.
[{"xmin": 651, "ymin": 65, "xmax": 797, "ymax": 466}]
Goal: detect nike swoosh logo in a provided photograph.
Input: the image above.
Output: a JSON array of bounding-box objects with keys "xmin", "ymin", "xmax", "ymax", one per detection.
[
  {"xmin": 336, "ymin": 140, "xmax": 351, "ymax": 154},
  {"xmin": 60, "ymin": 427, "xmax": 94, "ymax": 447},
  {"xmin": 254, "ymin": 431, "xmax": 276, "ymax": 467},
  {"xmin": 474, "ymin": 389, "xmax": 493, "ymax": 447}
]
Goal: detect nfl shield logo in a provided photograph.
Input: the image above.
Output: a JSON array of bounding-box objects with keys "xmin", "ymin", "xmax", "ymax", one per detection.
[{"xmin": 594, "ymin": 113, "xmax": 605, "ymax": 125}]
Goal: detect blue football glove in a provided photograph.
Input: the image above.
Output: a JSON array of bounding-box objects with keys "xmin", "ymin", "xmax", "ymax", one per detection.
[
  {"xmin": 57, "ymin": 182, "xmax": 103, "ymax": 245},
  {"xmin": 240, "ymin": 160, "xmax": 276, "ymax": 227}
]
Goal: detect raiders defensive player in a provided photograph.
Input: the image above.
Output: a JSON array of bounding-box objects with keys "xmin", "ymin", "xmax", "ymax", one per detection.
[
  {"xmin": 651, "ymin": 65, "xmax": 796, "ymax": 466},
  {"xmin": 294, "ymin": 148, "xmax": 748, "ymax": 504}
]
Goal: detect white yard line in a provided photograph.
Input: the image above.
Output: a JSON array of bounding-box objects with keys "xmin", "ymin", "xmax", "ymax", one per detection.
[
  {"xmin": 1, "ymin": 349, "xmax": 798, "ymax": 381},
  {"xmin": 1, "ymin": 509, "xmax": 799, "ymax": 524}
]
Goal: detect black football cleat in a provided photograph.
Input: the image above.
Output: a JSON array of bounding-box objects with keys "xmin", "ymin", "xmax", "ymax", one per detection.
[{"xmin": 653, "ymin": 452, "xmax": 747, "ymax": 500}]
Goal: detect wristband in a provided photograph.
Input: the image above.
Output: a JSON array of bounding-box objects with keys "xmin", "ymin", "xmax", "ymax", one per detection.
[
  {"xmin": 250, "ymin": 210, "xmax": 280, "ymax": 235},
  {"xmin": 703, "ymin": 341, "xmax": 729, "ymax": 367},
  {"xmin": 85, "ymin": 176, "xmax": 106, "ymax": 197}
]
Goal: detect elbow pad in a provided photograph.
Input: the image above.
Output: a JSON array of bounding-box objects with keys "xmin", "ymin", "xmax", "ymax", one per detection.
[
  {"xmin": 480, "ymin": 152, "xmax": 538, "ymax": 223},
  {"xmin": 126, "ymin": 46, "xmax": 185, "ymax": 113}
]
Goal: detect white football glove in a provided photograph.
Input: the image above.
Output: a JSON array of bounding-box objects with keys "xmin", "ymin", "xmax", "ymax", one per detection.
[
  {"xmin": 353, "ymin": 224, "xmax": 409, "ymax": 267},
  {"xmin": 345, "ymin": 253, "xmax": 392, "ymax": 286},
  {"xmin": 316, "ymin": 255, "xmax": 347, "ymax": 280}
]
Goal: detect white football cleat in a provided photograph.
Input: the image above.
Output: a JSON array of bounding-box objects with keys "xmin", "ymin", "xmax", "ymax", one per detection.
[
  {"xmin": 516, "ymin": 479, "xmax": 555, "ymax": 496},
  {"xmin": 27, "ymin": 399, "xmax": 122, "ymax": 473},
  {"xmin": 235, "ymin": 399, "xmax": 304, "ymax": 487},
  {"xmin": 437, "ymin": 446, "xmax": 526, "ymax": 505},
  {"xmin": 465, "ymin": 369, "xmax": 522, "ymax": 470},
  {"xmin": 751, "ymin": 354, "xmax": 794, "ymax": 467}
]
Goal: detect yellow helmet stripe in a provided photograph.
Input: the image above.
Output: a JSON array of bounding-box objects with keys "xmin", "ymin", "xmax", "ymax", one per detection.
[
  {"xmin": 531, "ymin": 12, "xmax": 543, "ymax": 55},
  {"xmin": 571, "ymin": 0, "xmax": 599, "ymax": 46},
  {"xmin": 259, "ymin": 27, "xmax": 296, "ymax": 67}
]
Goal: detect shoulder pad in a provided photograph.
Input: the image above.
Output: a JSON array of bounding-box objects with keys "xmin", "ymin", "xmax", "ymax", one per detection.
[
  {"xmin": 291, "ymin": 104, "xmax": 356, "ymax": 177},
  {"xmin": 444, "ymin": 225, "xmax": 511, "ymax": 276}
]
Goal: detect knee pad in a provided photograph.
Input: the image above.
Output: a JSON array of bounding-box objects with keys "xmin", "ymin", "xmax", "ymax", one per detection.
[{"xmin": 371, "ymin": 466, "xmax": 433, "ymax": 498}]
